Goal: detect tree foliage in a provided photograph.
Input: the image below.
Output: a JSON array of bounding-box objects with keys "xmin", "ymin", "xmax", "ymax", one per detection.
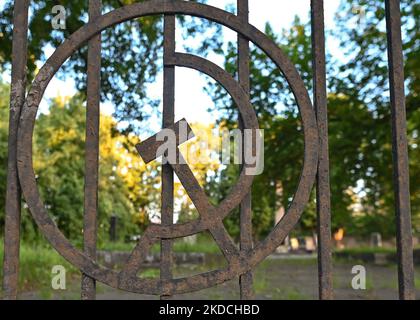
[
  {"xmin": 0, "ymin": 0, "xmax": 222, "ymax": 133},
  {"xmin": 32, "ymin": 94, "xmax": 150, "ymax": 243},
  {"xmin": 0, "ymin": 79, "xmax": 223, "ymax": 243},
  {"xmin": 207, "ymin": 0, "xmax": 420, "ymax": 239}
]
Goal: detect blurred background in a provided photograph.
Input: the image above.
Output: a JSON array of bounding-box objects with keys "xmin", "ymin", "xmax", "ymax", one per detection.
[{"xmin": 0, "ymin": 0, "xmax": 419, "ymax": 299}]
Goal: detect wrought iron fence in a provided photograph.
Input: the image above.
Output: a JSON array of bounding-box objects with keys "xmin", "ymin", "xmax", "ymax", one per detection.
[{"xmin": 2, "ymin": 0, "xmax": 415, "ymax": 300}]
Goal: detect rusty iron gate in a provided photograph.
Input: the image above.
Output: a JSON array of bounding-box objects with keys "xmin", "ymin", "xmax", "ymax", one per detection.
[{"xmin": 2, "ymin": 0, "xmax": 416, "ymax": 300}]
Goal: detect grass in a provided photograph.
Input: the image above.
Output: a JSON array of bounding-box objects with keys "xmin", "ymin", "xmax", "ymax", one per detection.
[
  {"xmin": 0, "ymin": 241, "xmax": 79, "ymax": 298},
  {"xmin": 99, "ymin": 241, "xmax": 136, "ymax": 252},
  {"xmin": 335, "ymin": 246, "xmax": 397, "ymax": 255},
  {"xmin": 172, "ymin": 239, "xmax": 221, "ymax": 254},
  {"xmin": 97, "ymin": 239, "xmax": 419, "ymax": 257},
  {"xmin": 277, "ymin": 287, "xmax": 310, "ymax": 300},
  {"xmin": 253, "ymin": 260, "xmax": 311, "ymax": 300},
  {"xmin": 416, "ymin": 274, "xmax": 420, "ymax": 290},
  {"xmin": 139, "ymin": 268, "xmax": 160, "ymax": 278},
  {"xmin": 1, "ymin": 237, "xmax": 419, "ymax": 299},
  {"xmin": 267, "ymin": 257, "xmax": 318, "ymax": 265},
  {"xmin": 100, "ymin": 236, "xmax": 221, "ymax": 255}
]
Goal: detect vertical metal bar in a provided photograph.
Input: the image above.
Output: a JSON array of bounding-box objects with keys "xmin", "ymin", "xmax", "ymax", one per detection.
[
  {"xmin": 161, "ymin": 13, "xmax": 176, "ymax": 300},
  {"xmin": 81, "ymin": 0, "xmax": 101, "ymax": 301},
  {"xmin": 237, "ymin": 0, "xmax": 254, "ymax": 300},
  {"xmin": 3, "ymin": 0, "xmax": 30, "ymax": 300},
  {"xmin": 385, "ymin": 0, "xmax": 415, "ymax": 300},
  {"xmin": 311, "ymin": 0, "xmax": 333, "ymax": 300}
]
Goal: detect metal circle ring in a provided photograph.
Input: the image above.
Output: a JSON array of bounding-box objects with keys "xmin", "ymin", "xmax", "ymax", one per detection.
[{"xmin": 17, "ymin": 1, "xmax": 319, "ymax": 295}]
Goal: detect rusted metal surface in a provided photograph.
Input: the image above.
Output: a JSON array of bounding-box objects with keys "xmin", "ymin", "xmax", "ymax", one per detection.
[
  {"xmin": 136, "ymin": 119, "xmax": 194, "ymax": 164},
  {"xmin": 385, "ymin": 0, "xmax": 415, "ymax": 300},
  {"xmin": 237, "ymin": 0, "xmax": 254, "ymax": 300},
  {"xmin": 161, "ymin": 13, "xmax": 176, "ymax": 300},
  {"xmin": 6, "ymin": 0, "xmax": 416, "ymax": 301},
  {"xmin": 12, "ymin": 1, "xmax": 322, "ymax": 298},
  {"xmin": 3, "ymin": 0, "xmax": 29, "ymax": 300},
  {"xmin": 81, "ymin": 0, "xmax": 102, "ymax": 300},
  {"xmin": 311, "ymin": 0, "xmax": 333, "ymax": 300}
]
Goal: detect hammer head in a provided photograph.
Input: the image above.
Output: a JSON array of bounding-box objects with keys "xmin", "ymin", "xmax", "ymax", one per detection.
[{"xmin": 136, "ymin": 118, "xmax": 195, "ymax": 164}]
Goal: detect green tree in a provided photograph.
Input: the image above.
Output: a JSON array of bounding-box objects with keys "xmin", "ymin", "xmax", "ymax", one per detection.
[
  {"xmin": 206, "ymin": 20, "xmax": 318, "ymax": 239},
  {"xmin": 208, "ymin": 0, "xmax": 420, "ymax": 239},
  {"xmin": 332, "ymin": 0, "xmax": 420, "ymax": 236},
  {"xmin": 31, "ymin": 94, "xmax": 158, "ymax": 244},
  {"xmin": 0, "ymin": 0, "xmax": 222, "ymax": 133}
]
